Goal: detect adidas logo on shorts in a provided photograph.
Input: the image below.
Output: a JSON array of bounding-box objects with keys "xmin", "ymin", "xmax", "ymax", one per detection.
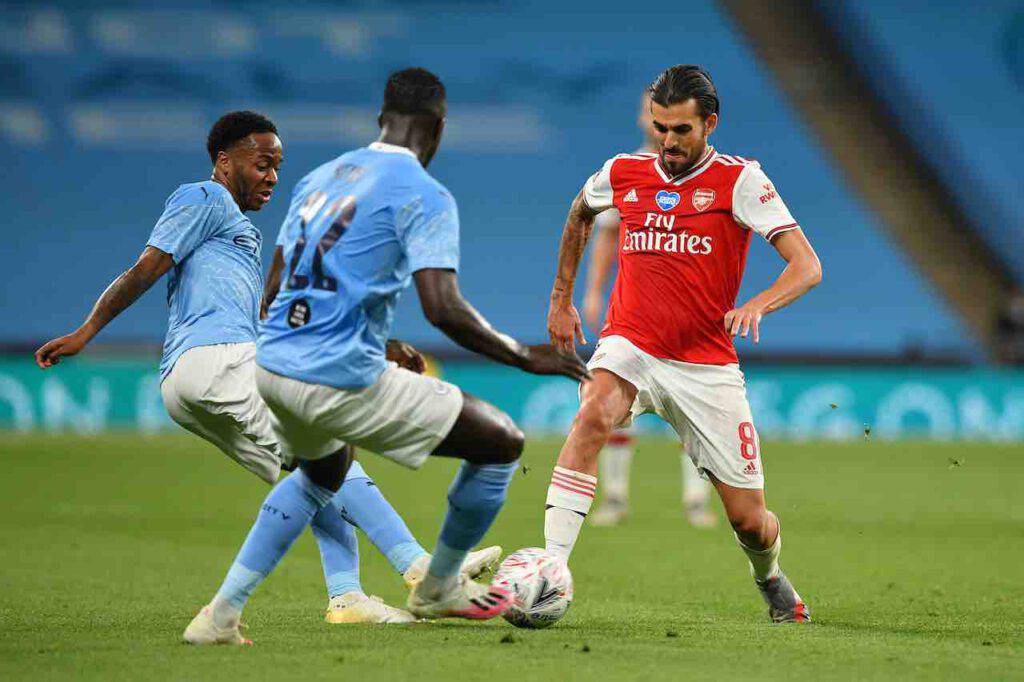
[{"xmin": 742, "ymin": 461, "xmax": 759, "ymax": 476}]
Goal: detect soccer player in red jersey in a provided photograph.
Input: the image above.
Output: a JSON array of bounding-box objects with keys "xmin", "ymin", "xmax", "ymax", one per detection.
[
  {"xmin": 544, "ymin": 65, "xmax": 822, "ymax": 623},
  {"xmin": 582, "ymin": 92, "xmax": 716, "ymax": 529}
]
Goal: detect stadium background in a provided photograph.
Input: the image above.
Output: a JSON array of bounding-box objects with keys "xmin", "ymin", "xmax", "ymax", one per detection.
[
  {"xmin": 2, "ymin": 2, "xmax": 1023, "ymax": 680},
  {"xmin": 2, "ymin": 0, "xmax": 1022, "ymax": 440}
]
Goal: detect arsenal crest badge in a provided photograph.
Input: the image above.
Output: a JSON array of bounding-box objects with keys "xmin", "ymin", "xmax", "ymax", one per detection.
[{"xmin": 692, "ymin": 188, "xmax": 716, "ymax": 212}]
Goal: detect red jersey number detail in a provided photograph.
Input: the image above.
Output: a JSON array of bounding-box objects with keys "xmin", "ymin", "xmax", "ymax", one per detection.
[{"xmin": 738, "ymin": 421, "xmax": 758, "ymax": 460}]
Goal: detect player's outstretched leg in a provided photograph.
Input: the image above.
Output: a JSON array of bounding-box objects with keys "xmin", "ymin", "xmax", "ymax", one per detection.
[
  {"xmin": 183, "ymin": 450, "xmax": 351, "ymax": 645},
  {"xmin": 545, "ymin": 370, "xmax": 636, "ymax": 561},
  {"xmin": 681, "ymin": 453, "xmax": 717, "ymax": 528},
  {"xmin": 334, "ymin": 459, "xmax": 501, "ymax": 591},
  {"xmin": 406, "ymin": 393, "xmax": 522, "ymax": 620},
  {"xmin": 710, "ymin": 478, "xmax": 810, "ymax": 624},
  {"xmin": 590, "ymin": 431, "xmax": 633, "ymax": 526},
  {"xmin": 310, "ymin": 482, "xmax": 415, "ymax": 624}
]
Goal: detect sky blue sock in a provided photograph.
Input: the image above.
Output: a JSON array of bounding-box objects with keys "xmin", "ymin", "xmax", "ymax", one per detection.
[
  {"xmin": 215, "ymin": 469, "xmax": 334, "ymax": 609},
  {"xmin": 311, "ymin": 499, "xmax": 362, "ymax": 598},
  {"xmin": 429, "ymin": 461, "xmax": 517, "ymax": 577},
  {"xmin": 338, "ymin": 460, "xmax": 427, "ymax": 574}
]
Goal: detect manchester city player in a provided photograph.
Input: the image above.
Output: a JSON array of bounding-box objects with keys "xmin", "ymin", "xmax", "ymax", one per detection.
[
  {"xmin": 184, "ymin": 68, "xmax": 589, "ymax": 643},
  {"xmin": 34, "ymin": 111, "xmax": 498, "ymax": 629}
]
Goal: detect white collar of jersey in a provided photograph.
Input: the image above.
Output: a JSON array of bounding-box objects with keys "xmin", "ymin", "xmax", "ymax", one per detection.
[
  {"xmin": 368, "ymin": 141, "xmax": 418, "ymax": 159},
  {"xmin": 653, "ymin": 146, "xmax": 717, "ymax": 185}
]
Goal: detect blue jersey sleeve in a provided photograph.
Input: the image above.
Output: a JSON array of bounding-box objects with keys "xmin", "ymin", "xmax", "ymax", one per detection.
[
  {"xmin": 402, "ymin": 186, "xmax": 460, "ymax": 273},
  {"xmin": 147, "ymin": 186, "xmax": 224, "ymax": 263}
]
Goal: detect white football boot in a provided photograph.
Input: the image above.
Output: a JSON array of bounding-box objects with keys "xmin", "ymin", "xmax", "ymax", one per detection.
[
  {"xmin": 403, "ymin": 545, "xmax": 502, "ymax": 590},
  {"xmin": 407, "ymin": 573, "xmax": 512, "ymax": 620},
  {"xmin": 324, "ymin": 591, "xmax": 416, "ymax": 624},
  {"xmin": 183, "ymin": 604, "xmax": 251, "ymax": 646}
]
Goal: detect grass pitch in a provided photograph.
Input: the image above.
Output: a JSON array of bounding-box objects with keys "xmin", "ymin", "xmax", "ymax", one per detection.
[{"xmin": 1, "ymin": 433, "xmax": 1022, "ymax": 681}]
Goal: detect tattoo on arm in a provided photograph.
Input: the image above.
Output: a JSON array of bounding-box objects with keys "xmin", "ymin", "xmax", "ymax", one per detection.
[
  {"xmin": 81, "ymin": 247, "xmax": 171, "ymax": 338},
  {"xmin": 551, "ymin": 190, "xmax": 598, "ymax": 302}
]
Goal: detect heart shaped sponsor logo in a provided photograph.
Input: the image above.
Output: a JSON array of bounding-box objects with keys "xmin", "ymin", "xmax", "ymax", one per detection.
[{"xmin": 655, "ymin": 190, "xmax": 680, "ymax": 211}]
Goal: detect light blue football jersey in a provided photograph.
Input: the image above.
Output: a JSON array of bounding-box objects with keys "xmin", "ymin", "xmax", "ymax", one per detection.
[
  {"xmin": 257, "ymin": 142, "xmax": 460, "ymax": 389},
  {"xmin": 147, "ymin": 180, "xmax": 263, "ymax": 378}
]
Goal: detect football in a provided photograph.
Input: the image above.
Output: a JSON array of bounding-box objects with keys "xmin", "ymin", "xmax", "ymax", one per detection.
[{"xmin": 493, "ymin": 547, "xmax": 573, "ymax": 629}]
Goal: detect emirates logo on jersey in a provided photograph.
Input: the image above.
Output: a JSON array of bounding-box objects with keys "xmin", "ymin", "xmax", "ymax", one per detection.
[{"xmin": 692, "ymin": 188, "xmax": 716, "ymax": 212}]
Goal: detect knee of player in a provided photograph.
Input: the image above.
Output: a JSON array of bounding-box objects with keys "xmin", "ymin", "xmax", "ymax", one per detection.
[
  {"xmin": 728, "ymin": 509, "xmax": 767, "ymax": 538},
  {"xmin": 573, "ymin": 399, "xmax": 616, "ymax": 438},
  {"xmin": 494, "ymin": 421, "xmax": 525, "ymax": 464}
]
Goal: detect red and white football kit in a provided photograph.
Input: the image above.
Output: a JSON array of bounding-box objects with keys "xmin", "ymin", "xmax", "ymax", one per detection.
[{"xmin": 581, "ymin": 147, "xmax": 799, "ymax": 489}]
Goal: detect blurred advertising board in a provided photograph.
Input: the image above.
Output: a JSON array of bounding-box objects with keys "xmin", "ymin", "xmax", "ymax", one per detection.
[{"xmin": 0, "ymin": 358, "xmax": 1022, "ymax": 440}]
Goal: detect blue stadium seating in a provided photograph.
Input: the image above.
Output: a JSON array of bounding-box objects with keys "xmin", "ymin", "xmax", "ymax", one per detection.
[
  {"xmin": 822, "ymin": 0, "xmax": 1024, "ymax": 281},
  {"xmin": 0, "ymin": 1, "xmax": 977, "ymax": 358}
]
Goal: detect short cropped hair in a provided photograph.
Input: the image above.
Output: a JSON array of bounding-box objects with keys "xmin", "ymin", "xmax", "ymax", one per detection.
[
  {"xmin": 382, "ymin": 68, "xmax": 446, "ymax": 119},
  {"xmin": 206, "ymin": 111, "xmax": 277, "ymax": 163},
  {"xmin": 648, "ymin": 65, "xmax": 720, "ymax": 119}
]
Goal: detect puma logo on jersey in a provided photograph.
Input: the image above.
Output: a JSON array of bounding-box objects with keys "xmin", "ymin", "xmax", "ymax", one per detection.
[{"xmin": 623, "ymin": 188, "xmax": 638, "ymax": 203}]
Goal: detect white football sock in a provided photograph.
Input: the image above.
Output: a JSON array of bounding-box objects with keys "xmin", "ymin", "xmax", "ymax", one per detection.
[
  {"xmin": 737, "ymin": 527, "xmax": 781, "ymax": 582},
  {"xmin": 544, "ymin": 466, "xmax": 596, "ymax": 561},
  {"xmin": 599, "ymin": 442, "xmax": 632, "ymax": 503},
  {"xmin": 681, "ymin": 452, "xmax": 711, "ymax": 507}
]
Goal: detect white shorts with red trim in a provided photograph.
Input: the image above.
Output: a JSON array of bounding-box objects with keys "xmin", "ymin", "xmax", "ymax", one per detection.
[{"xmin": 587, "ymin": 335, "xmax": 764, "ymax": 489}]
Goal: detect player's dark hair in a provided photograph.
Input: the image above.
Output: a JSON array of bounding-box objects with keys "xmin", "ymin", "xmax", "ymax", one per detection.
[
  {"xmin": 648, "ymin": 65, "xmax": 720, "ymax": 119},
  {"xmin": 381, "ymin": 68, "xmax": 446, "ymax": 120},
  {"xmin": 206, "ymin": 111, "xmax": 277, "ymax": 163}
]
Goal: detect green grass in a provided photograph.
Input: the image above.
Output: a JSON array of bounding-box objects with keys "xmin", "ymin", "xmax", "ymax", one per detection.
[{"xmin": 1, "ymin": 433, "xmax": 1022, "ymax": 681}]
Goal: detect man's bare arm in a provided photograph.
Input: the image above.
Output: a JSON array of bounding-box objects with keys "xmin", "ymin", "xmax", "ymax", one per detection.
[
  {"xmin": 724, "ymin": 228, "xmax": 822, "ymax": 343},
  {"xmin": 547, "ymin": 189, "xmax": 599, "ymax": 353},
  {"xmin": 261, "ymin": 246, "xmax": 286, "ymax": 320},
  {"xmin": 35, "ymin": 246, "xmax": 174, "ymax": 367},
  {"xmin": 581, "ymin": 221, "xmax": 618, "ymax": 333},
  {"xmin": 414, "ymin": 268, "xmax": 589, "ymax": 381}
]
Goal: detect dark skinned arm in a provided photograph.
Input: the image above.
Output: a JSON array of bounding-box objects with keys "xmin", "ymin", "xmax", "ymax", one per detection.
[
  {"xmin": 260, "ymin": 246, "xmax": 286, "ymax": 320},
  {"xmin": 414, "ymin": 268, "xmax": 590, "ymax": 381},
  {"xmin": 35, "ymin": 246, "xmax": 175, "ymax": 368}
]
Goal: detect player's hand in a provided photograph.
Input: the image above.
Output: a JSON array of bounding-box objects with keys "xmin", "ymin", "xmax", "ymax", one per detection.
[
  {"xmin": 386, "ymin": 338, "xmax": 426, "ymax": 374},
  {"xmin": 520, "ymin": 344, "xmax": 591, "ymax": 382},
  {"xmin": 34, "ymin": 329, "xmax": 91, "ymax": 368},
  {"xmin": 547, "ymin": 299, "xmax": 586, "ymax": 354},
  {"xmin": 723, "ymin": 303, "xmax": 765, "ymax": 344},
  {"xmin": 581, "ymin": 289, "xmax": 605, "ymax": 336}
]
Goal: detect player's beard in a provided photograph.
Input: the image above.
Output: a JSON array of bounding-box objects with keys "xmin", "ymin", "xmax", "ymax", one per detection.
[
  {"xmin": 233, "ymin": 171, "xmax": 262, "ymax": 212},
  {"xmin": 661, "ymin": 139, "xmax": 707, "ymax": 177}
]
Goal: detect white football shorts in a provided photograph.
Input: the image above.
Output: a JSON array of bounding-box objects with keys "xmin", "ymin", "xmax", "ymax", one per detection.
[
  {"xmin": 586, "ymin": 335, "xmax": 765, "ymax": 489},
  {"xmin": 255, "ymin": 363, "xmax": 464, "ymax": 470},
  {"xmin": 160, "ymin": 342, "xmax": 342, "ymax": 484}
]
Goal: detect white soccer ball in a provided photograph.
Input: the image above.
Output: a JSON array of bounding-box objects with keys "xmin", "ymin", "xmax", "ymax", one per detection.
[{"xmin": 493, "ymin": 547, "xmax": 573, "ymax": 629}]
